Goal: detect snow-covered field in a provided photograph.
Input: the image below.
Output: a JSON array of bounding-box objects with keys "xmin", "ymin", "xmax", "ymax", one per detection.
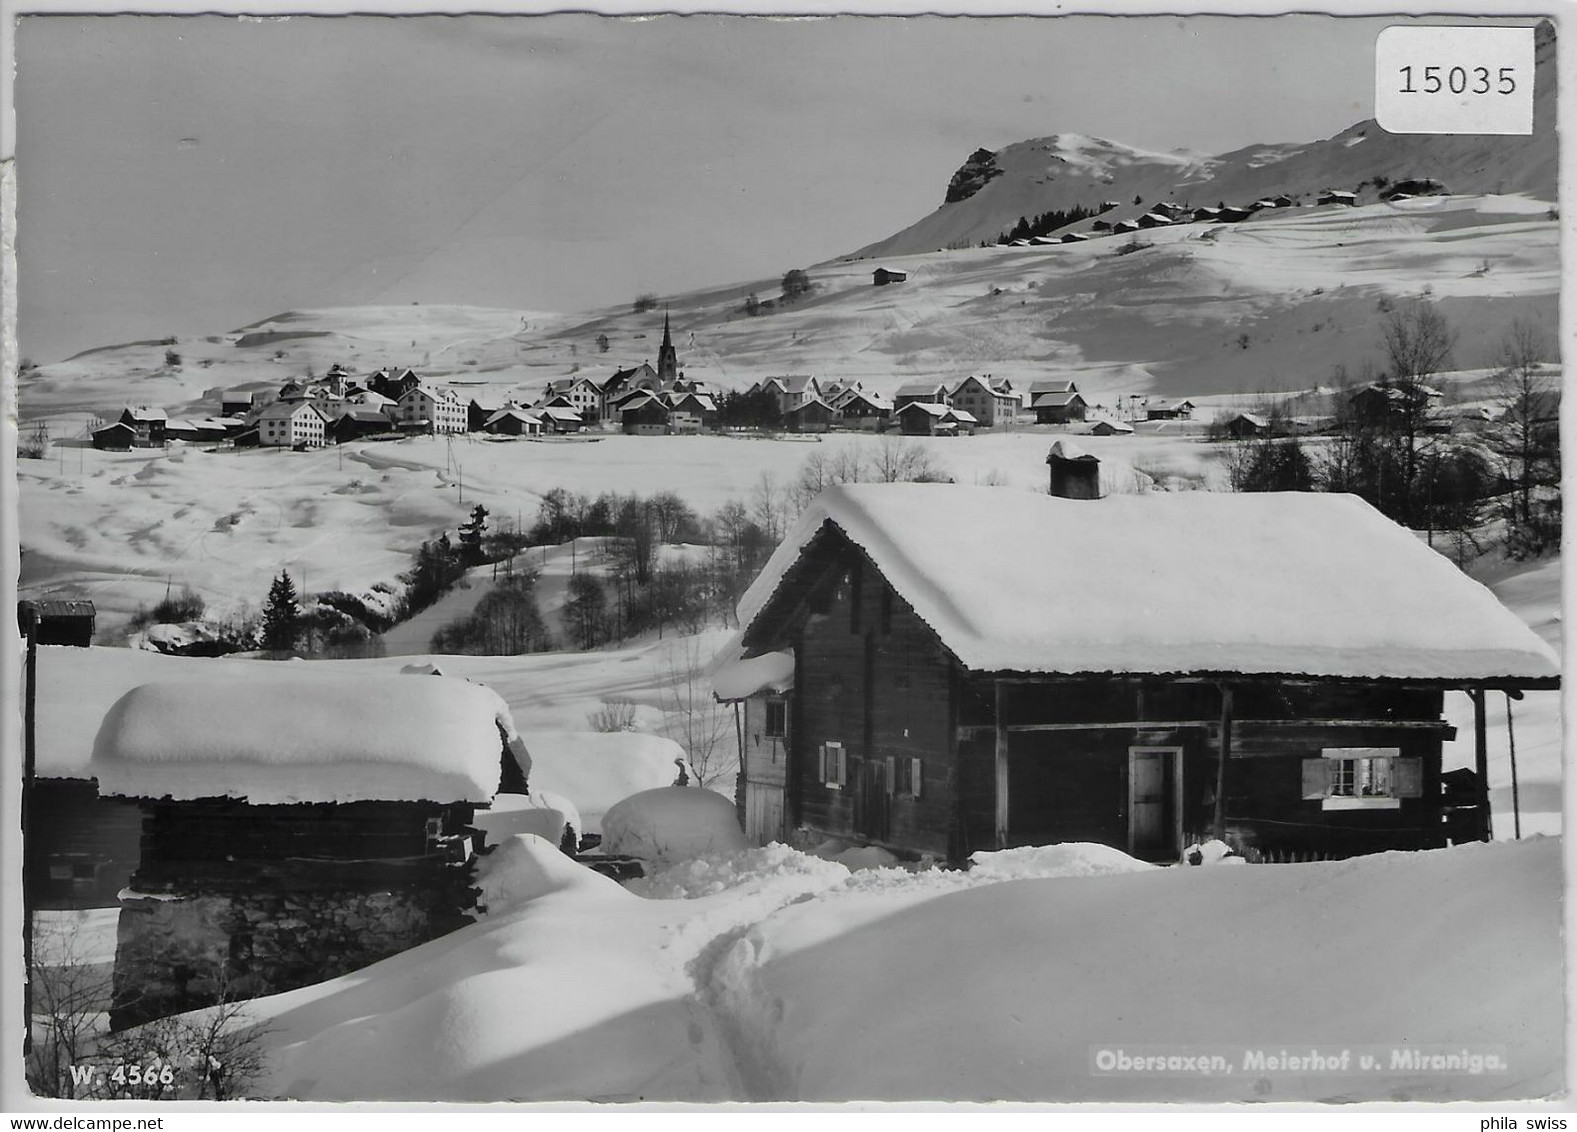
[{"xmin": 221, "ymin": 833, "xmax": 1561, "ymax": 1102}]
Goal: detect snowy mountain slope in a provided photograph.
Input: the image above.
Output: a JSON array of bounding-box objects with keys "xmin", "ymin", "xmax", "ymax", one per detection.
[
  {"xmin": 19, "ymin": 197, "xmax": 1555, "ymax": 441},
  {"xmin": 854, "ymin": 23, "xmax": 1555, "ymax": 258}
]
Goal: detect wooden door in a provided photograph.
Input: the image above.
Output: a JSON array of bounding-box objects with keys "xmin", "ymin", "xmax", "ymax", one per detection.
[
  {"xmin": 744, "ymin": 783, "xmax": 784, "ymax": 846},
  {"xmin": 1128, "ymin": 747, "xmax": 1183, "ymax": 861},
  {"xmin": 853, "ymin": 757, "xmax": 890, "ymax": 843}
]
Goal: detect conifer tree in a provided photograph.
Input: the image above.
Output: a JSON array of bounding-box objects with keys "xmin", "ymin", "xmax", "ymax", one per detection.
[{"xmin": 261, "ymin": 570, "xmax": 300, "ymax": 652}]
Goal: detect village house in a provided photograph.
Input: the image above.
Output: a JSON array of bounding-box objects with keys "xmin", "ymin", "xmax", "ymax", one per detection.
[
  {"xmin": 713, "ymin": 484, "xmax": 1557, "ymax": 863},
  {"xmin": 91, "ymin": 422, "xmax": 136, "ymax": 451},
  {"xmin": 1223, "ymin": 411, "xmax": 1272, "ymax": 439},
  {"xmin": 219, "ymin": 389, "xmax": 255, "ymax": 417},
  {"xmin": 755, "ymin": 375, "xmax": 822, "ymax": 417},
  {"xmin": 1087, "ymin": 417, "xmax": 1135, "ymax": 436},
  {"xmin": 397, "ymin": 383, "xmax": 468, "ymax": 434},
  {"xmin": 91, "ymin": 672, "xmax": 529, "ymax": 1028},
  {"xmin": 783, "ymin": 394, "xmax": 835, "ymax": 434},
  {"xmin": 665, "ymin": 390, "xmax": 719, "ymax": 432},
  {"xmin": 544, "ymin": 376, "xmax": 604, "ymax": 424},
  {"xmin": 1348, "ymin": 381, "xmax": 1443, "ymax": 428},
  {"xmin": 257, "ymin": 399, "xmax": 330, "ymax": 448},
  {"xmin": 621, "ymin": 393, "xmax": 671, "ymax": 436},
  {"xmin": 537, "ymin": 406, "xmax": 585, "ymax": 434},
  {"xmin": 896, "ymin": 401, "xmax": 974, "ymax": 436},
  {"xmin": 1146, "ymin": 398, "xmax": 1196, "ymax": 421},
  {"xmin": 163, "ymin": 419, "xmax": 229, "ymax": 445},
  {"xmin": 483, "ymin": 407, "xmax": 545, "ymax": 437},
  {"xmin": 892, "ymin": 381, "xmax": 951, "ymax": 411},
  {"xmin": 467, "ymin": 396, "xmax": 504, "ymax": 433},
  {"xmin": 872, "ymin": 268, "xmax": 908, "ymax": 286},
  {"xmin": 1319, "ymin": 190, "xmax": 1359, "ymax": 207},
  {"xmin": 950, "ymin": 375, "xmax": 1022, "ymax": 427},
  {"xmin": 831, "ymin": 386, "xmax": 893, "ymax": 428},
  {"xmin": 118, "ymin": 406, "xmax": 168, "ymax": 448},
  {"xmin": 600, "ymin": 363, "xmax": 659, "ymax": 421},
  {"xmin": 327, "ymin": 406, "xmax": 396, "ymax": 445}
]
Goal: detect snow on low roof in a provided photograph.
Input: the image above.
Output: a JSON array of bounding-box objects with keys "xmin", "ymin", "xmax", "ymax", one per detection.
[
  {"xmin": 736, "ymin": 484, "xmax": 1559, "ymax": 683},
  {"xmin": 712, "ymin": 648, "xmax": 796, "ymax": 701},
  {"xmin": 91, "ymin": 673, "xmax": 514, "ymax": 804}
]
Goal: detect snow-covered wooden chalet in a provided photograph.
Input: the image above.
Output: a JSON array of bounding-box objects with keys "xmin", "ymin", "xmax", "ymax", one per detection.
[
  {"xmin": 91, "ymin": 672, "xmax": 531, "ymax": 1029},
  {"xmin": 713, "ymin": 484, "xmax": 1558, "ymax": 864}
]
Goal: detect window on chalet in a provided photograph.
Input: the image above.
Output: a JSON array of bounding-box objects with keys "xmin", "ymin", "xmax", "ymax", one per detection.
[
  {"xmin": 764, "ymin": 697, "xmax": 788, "ymax": 739},
  {"xmin": 1302, "ymin": 748, "xmax": 1421, "ymax": 811},
  {"xmin": 820, "ymin": 741, "xmax": 847, "ymax": 790},
  {"xmin": 888, "ymin": 756, "xmax": 923, "ymax": 800}
]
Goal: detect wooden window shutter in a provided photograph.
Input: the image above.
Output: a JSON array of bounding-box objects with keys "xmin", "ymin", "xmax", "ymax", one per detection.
[
  {"xmin": 836, "ymin": 745, "xmax": 847, "ymax": 787},
  {"xmin": 1301, "ymin": 758, "xmax": 1331, "ymax": 800},
  {"xmin": 1391, "ymin": 756, "xmax": 1424, "ymax": 798},
  {"xmin": 885, "ymin": 756, "xmax": 897, "ymax": 796},
  {"xmin": 820, "ymin": 743, "xmax": 832, "ymax": 784},
  {"xmin": 910, "ymin": 757, "xmax": 923, "ymax": 799}
]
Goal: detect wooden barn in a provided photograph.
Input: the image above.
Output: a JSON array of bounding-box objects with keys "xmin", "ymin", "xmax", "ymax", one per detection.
[
  {"xmin": 713, "ymin": 484, "xmax": 1556, "ymax": 865},
  {"xmin": 784, "ymin": 395, "xmax": 835, "ymax": 433},
  {"xmin": 91, "ymin": 672, "xmax": 529, "ymax": 1029},
  {"xmin": 873, "ymin": 268, "xmax": 908, "ymax": 285},
  {"xmin": 1223, "ymin": 411, "xmax": 1271, "ymax": 439},
  {"xmin": 621, "ymin": 394, "xmax": 671, "ymax": 435},
  {"xmin": 1146, "ymin": 398, "xmax": 1195, "ymax": 421},
  {"xmin": 1030, "ymin": 390, "xmax": 1088, "ymax": 425},
  {"xmin": 484, "ymin": 407, "xmax": 544, "ymax": 437},
  {"xmin": 91, "ymin": 422, "xmax": 135, "ymax": 450}
]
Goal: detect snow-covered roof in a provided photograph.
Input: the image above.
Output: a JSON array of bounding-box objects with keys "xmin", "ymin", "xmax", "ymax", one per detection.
[
  {"xmin": 541, "ymin": 407, "xmax": 584, "ymax": 422},
  {"xmin": 735, "ymin": 484, "xmax": 1559, "ymax": 683},
  {"xmin": 898, "ymin": 400, "xmax": 951, "ymax": 418},
  {"xmin": 1031, "ymin": 391, "xmax": 1084, "ymax": 408},
  {"xmin": 91, "ymin": 673, "xmax": 516, "ymax": 804},
  {"xmin": 485, "ymin": 408, "xmax": 539, "ymax": 426},
  {"xmin": 712, "ymin": 648, "xmax": 796, "ymax": 701},
  {"xmin": 124, "ymin": 406, "xmax": 168, "ymax": 421},
  {"xmin": 1047, "ymin": 439, "xmax": 1097, "ymax": 462},
  {"xmin": 948, "ymin": 408, "xmax": 978, "ymax": 424},
  {"xmin": 895, "ymin": 381, "xmax": 947, "ymax": 397}
]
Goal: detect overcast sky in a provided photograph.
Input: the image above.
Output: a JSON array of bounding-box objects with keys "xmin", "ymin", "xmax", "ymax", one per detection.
[{"xmin": 17, "ymin": 13, "xmax": 1409, "ymax": 363}]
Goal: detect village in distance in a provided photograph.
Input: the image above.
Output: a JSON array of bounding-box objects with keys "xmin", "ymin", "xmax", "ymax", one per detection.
[{"xmin": 9, "ymin": 14, "xmax": 1566, "ymax": 1110}]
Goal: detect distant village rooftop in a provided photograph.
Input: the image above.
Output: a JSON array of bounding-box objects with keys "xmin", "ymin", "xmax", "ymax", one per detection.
[{"xmin": 91, "ymin": 673, "xmax": 525, "ymax": 805}]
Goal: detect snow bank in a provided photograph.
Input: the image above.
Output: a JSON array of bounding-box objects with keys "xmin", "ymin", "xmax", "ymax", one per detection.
[
  {"xmin": 475, "ymin": 833, "xmax": 627, "ymax": 915},
  {"xmin": 737, "ymin": 484, "xmax": 1559, "ymax": 681},
  {"xmin": 90, "ymin": 673, "xmax": 509, "ymax": 804},
  {"xmin": 968, "ymin": 841, "xmax": 1157, "ymax": 880},
  {"xmin": 711, "ymin": 648, "xmax": 795, "ymax": 702},
  {"xmin": 525, "ymin": 731, "xmax": 684, "ymax": 834},
  {"xmin": 626, "ymin": 843, "xmax": 849, "ymax": 900},
  {"xmin": 720, "ymin": 837, "xmax": 1563, "ymax": 1101},
  {"xmin": 600, "ymin": 786, "xmax": 749, "ymax": 863},
  {"xmin": 475, "ymin": 791, "xmax": 581, "ymax": 849}
]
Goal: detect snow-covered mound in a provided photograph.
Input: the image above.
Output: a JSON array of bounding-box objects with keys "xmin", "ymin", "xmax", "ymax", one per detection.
[
  {"xmin": 475, "ymin": 791, "xmax": 582, "ymax": 851},
  {"xmin": 968, "ymin": 841, "xmax": 1156, "ymax": 880},
  {"xmin": 600, "ymin": 786, "xmax": 749, "ymax": 863},
  {"xmin": 714, "ymin": 837, "xmax": 1563, "ymax": 1102},
  {"xmin": 91, "ymin": 673, "xmax": 512, "ymax": 804},
  {"xmin": 526, "ymin": 731, "xmax": 687, "ymax": 835}
]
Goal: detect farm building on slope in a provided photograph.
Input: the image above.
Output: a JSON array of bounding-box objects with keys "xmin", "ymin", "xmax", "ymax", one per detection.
[
  {"xmin": 90, "ymin": 673, "xmax": 531, "ymax": 1029},
  {"xmin": 712, "ymin": 484, "xmax": 1557, "ymax": 863}
]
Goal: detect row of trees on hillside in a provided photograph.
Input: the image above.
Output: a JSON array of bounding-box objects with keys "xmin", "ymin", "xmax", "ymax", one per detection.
[{"xmin": 1224, "ymin": 305, "xmax": 1560, "ymax": 562}]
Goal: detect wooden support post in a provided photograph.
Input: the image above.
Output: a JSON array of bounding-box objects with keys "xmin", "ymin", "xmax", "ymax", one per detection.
[
  {"xmin": 1506, "ymin": 693, "xmax": 1521, "ymax": 841},
  {"xmin": 994, "ymin": 680, "xmax": 1009, "ymax": 850},
  {"xmin": 21, "ymin": 613, "xmax": 37, "ymax": 1056},
  {"xmin": 1471, "ymin": 688, "xmax": 1493, "ymax": 842},
  {"xmin": 1213, "ymin": 683, "xmax": 1233, "ymax": 842}
]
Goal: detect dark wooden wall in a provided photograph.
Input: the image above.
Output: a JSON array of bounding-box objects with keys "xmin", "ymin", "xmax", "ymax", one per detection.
[{"xmin": 28, "ymin": 779, "xmax": 142, "ymax": 909}]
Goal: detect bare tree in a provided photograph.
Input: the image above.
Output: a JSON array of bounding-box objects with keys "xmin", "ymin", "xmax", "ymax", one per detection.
[
  {"xmin": 871, "ymin": 434, "xmax": 948, "ymax": 483},
  {"xmin": 658, "ymin": 637, "xmax": 736, "ymax": 790},
  {"xmin": 1490, "ymin": 319, "xmax": 1561, "ymax": 556}
]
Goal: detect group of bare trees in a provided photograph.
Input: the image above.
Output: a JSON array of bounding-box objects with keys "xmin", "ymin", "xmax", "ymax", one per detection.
[{"xmin": 1222, "ymin": 301, "xmax": 1559, "ymax": 563}]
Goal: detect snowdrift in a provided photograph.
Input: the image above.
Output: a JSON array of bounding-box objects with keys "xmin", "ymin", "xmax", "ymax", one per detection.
[
  {"xmin": 600, "ymin": 786, "xmax": 749, "ymax": 862},
  {"xmin": 525, "ymin": 730, "xmax": 687, "ymax": 834},
  {"xmin": 715, "ymin": 838, "xmax": 1563, "ymax": 1102}
]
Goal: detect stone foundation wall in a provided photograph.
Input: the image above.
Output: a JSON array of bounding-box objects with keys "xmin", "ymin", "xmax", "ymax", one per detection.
[{"xmin": 110, "ymin": 881, "xmax": 475, "ymax": 1030}]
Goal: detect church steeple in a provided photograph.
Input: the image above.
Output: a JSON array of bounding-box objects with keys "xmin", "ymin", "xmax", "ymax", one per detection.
[{"xmin": 657, "ymin": 309, "xmax": 678, "ymax": 386}]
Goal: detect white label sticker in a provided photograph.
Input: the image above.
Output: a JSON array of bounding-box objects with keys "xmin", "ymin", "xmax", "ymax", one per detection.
[{"xmin": 1375, "ymin": 25, "xmax": 1535, "ymax": 135}]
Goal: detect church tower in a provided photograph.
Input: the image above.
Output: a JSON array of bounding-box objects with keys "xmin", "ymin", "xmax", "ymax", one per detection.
[{"xmin": 657, "ymin": 310, "xmax": 678, "ymax": 387}]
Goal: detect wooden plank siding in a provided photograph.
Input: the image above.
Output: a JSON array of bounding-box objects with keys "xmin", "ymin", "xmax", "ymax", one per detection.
[
  {"xmin": 743, "ymin": 521, "xmax": 1457, "ymax": 864},
  {"xmin": 771, "ymin": 539, "xmax": 956, "ymax": 858}
]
